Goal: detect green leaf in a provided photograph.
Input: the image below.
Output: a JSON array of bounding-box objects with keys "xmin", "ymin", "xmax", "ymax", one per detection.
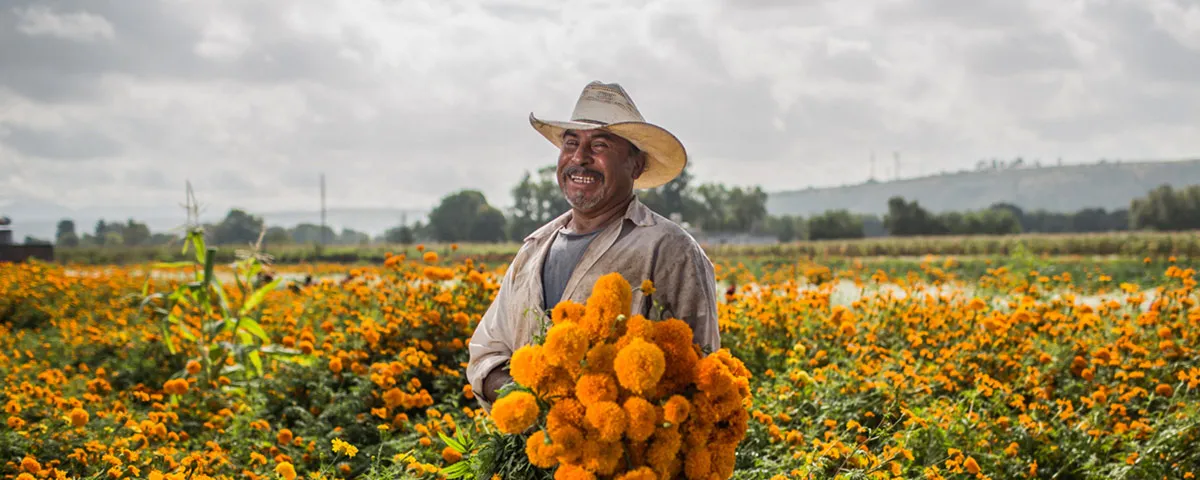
[
  {"xmin": 238, "ymin": 318, "xmax": 270, "ymax": 343},
  {"xmin": 248, "ymin": 351, "xmax": 263, "ymax": 376},
  {"xmin": 439, "ymin": 431, "xmax": 465, "ymax": 452},
  {"xmin": 236, "ymin": 329, "xmax": 253, "ymax": 345},
  {"xmin": 179, "ymin": 324, "xmax": 196, "ymax": 342},
  {"xmin": 161, "ymin": 326, "xmax": 177, "ymax": 354},
  {"xmin": 240, "ymin": 279, "xmax": 281, "ymax": 315}
]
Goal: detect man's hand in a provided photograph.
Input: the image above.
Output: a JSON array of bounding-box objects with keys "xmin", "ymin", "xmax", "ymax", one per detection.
[{"xmin": 483, "ymin": 366, "xmax": 513, "ymax": 403}]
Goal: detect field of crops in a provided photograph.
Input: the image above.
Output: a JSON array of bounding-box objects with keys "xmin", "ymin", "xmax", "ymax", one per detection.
[
  {"xmin": 2, "ymin": 239, "xmax": 1198, "ymax": 479},
  {"xmin": 49, "ymin": 229, "xmax": 1200, "ymax": 266}
]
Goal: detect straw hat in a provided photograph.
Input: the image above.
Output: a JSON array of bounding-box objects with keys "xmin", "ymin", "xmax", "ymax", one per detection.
[{"xmin": 530, "ymin": 81, "xmax": 687, "ymax": 189}]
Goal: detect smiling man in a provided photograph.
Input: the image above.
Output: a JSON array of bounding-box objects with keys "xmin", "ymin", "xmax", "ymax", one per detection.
[{"xmin": 466, "ymin": 81, "xmax": 721, "ymax": 409}]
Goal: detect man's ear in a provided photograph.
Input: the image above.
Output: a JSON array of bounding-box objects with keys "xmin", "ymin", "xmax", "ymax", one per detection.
[{"xmin": 631, "ymin": 150, "xmax": 647, "ymax": 179}]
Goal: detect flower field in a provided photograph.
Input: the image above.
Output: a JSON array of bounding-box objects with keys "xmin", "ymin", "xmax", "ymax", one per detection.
[{"xmin": 2, "ymin": 241, "xmax": 1198, "ymax": 479}]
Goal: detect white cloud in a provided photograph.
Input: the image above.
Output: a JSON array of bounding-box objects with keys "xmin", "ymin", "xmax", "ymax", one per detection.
[{"xmin": 14, "ymin": 5, "xmax": 114, "ymax": 42}]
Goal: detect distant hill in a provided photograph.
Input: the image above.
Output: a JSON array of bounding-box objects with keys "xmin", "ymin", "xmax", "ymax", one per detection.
[{"xmin": 766, "ymin": 159, "xmax": 1200, "ymax": 217}]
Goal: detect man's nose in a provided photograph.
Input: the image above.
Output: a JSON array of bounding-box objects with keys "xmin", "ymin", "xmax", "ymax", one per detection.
[{"xmin": 570, "ymin": 145, "xmax": 593, "ymax": 165}]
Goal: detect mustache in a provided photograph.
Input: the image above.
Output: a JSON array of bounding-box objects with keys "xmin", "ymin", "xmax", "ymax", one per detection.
[{"xmin": 563, "ymin": 166, "xmax": 604, "ymax": 181}]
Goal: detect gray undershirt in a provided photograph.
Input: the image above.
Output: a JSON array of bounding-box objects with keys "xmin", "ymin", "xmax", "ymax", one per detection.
[{"xmin": 541, "ymin": 227, "xmax": 601, "ymax": 311}]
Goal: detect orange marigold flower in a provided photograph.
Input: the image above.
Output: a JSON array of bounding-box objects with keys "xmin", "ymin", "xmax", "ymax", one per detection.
[
  {"xmin": 663, "ymin": 395, "xmax": 691, "ymax": 425},
  {"xmin": 684, "ymin": 449, "xmax": 712, "ymax": 479},
  {"xmin": 614, "ymin": 338, "xmax": 666, "ymax": 395},
  {"xmin": 964, "ymin": 456, "xmax": 980, "ymax": 474},
  {"xmin": 623, "ymin": 397, "xmax": 657, "ymax": 442},
  {"xmin": 1156, "ymin": 383, "xmax": 1174, "ymax": 397},
  {"xmin": 696, "ymin": 356, "xmax": 736, "ymax": 396},
  {"xmin": 551, "ymin": 300, "xmax": 586, "ymax": 325},
  {"xmin": 329, "ymin": 357, "xmax": 343, "ymax": 374},
  {"xmin": 491, "ymin": 391, "xmax": 539, "ymax": 434},
  {"xmin": 69, "ymin": 407, "xmax": 89, "ymax": 427},
  {"xmin": 274, "ymin": 461, "xmax": 296, "ymax": 480},
  {"xmin": 639, "ymin": 279, "xmax": 655, "ymax": 295},
  {"xmin": 277, "ymin": 428, "xmax": 294, "ymax": 445},
  {"xmin": 554, "ymin": 462, "xmax": 597, "ymax": 480},
  {"xmin": 544, "ymin": 322, "xmax": 588, "ymax": 368},
  {"xmin": 575, "ymin": 373, "xmax": 619, "ymax": 406},
  {"xmin": 523, "ymin": 430, "xmax": 562, "ymax": 468},
  {"xmin": 616, "ymin": 466, "xmax": 658, "ymax": 480},
  {"xmin": 581, "ymin": 272, "xmax": 633, "ymax": 343},
  {"xmin": 21, "ymin": 456, "xmax": 40, "ymax": 474},
  {"xmin": 548, "ymin": 398, "xmax": 586, "ymax": 431},
  {"xmin": 441, "ymin": 446, "xmax": 462, "ymax": 464},
  {"xmin": 185, "ymin": 360, "xmax": 201, "ymax": 375},
  {"xmin": 16, "ymin": 474, "xmax": 35, "ymax": 480},
  {"xmin": 511, "ymin": 345, "xmax": 551, "ymax": 390},
  {"xmin": 584, "ymin": 344, "xmax": 617, "ymax": 374},
  {"xmin": 423, "ymin": 251, "xmax": 438, "ymax": 264},
  {"xmin": 586, "ymin": 401, "xmax": 627, "ymax": 442}
]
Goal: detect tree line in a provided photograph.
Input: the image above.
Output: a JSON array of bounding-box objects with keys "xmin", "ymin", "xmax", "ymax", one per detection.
[{"xmin": 30, "ymin": 169, "xmax": 1200, "ymax": 247}]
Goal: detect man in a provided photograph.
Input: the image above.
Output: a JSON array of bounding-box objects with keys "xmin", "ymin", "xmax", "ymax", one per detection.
[{"xmin": 466, "ymin": 81, "xmax": 721, "ymax": 409}]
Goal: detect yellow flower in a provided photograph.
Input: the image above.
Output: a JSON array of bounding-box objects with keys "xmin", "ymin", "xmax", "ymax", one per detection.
[
  {"xmin": 491, "ymin": 391, "xmax": 539, "ymax": 434},
  {"xmin": 613, "ymin": 338, "xmax": 665, "ymax": 395},
  {"xmin": 331, "ymin": 438, "xmax": 357, "ymax": 458}
]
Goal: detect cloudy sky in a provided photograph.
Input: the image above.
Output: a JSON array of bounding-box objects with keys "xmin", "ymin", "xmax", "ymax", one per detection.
[{"xmin": 1, "ymin": 0, "xmax": 1198, "ymax": 219}]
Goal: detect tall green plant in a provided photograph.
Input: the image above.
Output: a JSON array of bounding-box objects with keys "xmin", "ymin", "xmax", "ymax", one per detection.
[{"xmin": 139, "ymin": 226, "xmax": 297, "ymax": 390}]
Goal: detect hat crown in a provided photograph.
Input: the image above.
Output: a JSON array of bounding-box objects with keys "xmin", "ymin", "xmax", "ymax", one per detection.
[{"xmin": 569, "ymin": 81, "xmax": 645, "ymax": 125}]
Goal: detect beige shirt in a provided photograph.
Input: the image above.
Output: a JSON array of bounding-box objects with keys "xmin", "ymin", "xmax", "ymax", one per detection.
[{"xmin": 466, "ymin": 197, "xmax": 721, "ymax": 409}]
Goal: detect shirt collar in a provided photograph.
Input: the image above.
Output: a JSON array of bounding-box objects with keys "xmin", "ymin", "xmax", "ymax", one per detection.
[{"xmin": 524, "ymin": 195, "xmax": 656, "ymax": 243}]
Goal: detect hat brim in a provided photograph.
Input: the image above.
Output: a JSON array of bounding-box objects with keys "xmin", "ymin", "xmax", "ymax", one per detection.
[{"xmin": 529, "ymin": 113, "xmax": 687, "ymax": 190}]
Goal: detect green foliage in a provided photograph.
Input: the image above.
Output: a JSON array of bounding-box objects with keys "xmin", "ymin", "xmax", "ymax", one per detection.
[
  {"xmin": 429, "ymin": 190, "xmax": 508, "ymax": 243},
  {"xmin": 1130, "ymin": 184, "xmax": 1200, "ymax": 231},
  {"xmin": 508, "ymin": 165, "xmax": 572, "ymax": 241},
  {"xmin": 807, "ymin": 210, "xmax": 865, "ymax": 240}
]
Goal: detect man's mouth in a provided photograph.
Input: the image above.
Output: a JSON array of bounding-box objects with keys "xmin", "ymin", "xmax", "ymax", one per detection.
[{"xmin": 566, "ymin": 168, "xmax": 602, "ymax": 185}]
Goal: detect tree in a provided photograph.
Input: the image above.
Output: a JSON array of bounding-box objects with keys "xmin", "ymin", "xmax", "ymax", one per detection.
[
  {"xmin": 808, "ymin": 210, "xmax": 864, "ymax": 240},
  {"xmin": 264, "ymin": 226, "xmax": 291, "ymax": 246},
  {"xmin": 55, "ymin": 219, "xmax": 79, "ymax": 247},
  {"xmin": 639, "ymin": 163, "xmax": 701, "ymax": 222},
  {"xmin": 883, "ymin": 197, "xmax": 946, "ymax": 236},
  {"xmin": 208, "ymin": 209, "xmax": 265, "ymax": 245},
  {"xmin": 470, "ymin": 206, "xmax": 508, "ymax": 242},
  {"xmin": 429, "ymin": 190, "xmax": 509, "ymax": 243},
  {"xmin": 122, "ymin": 219, "xmax": 151, "ymax": 246},
  {"xmin": 384, "ymin": 224, "xmax": 415, "ymax": 244},
  {"xmin": 508, "ymin": 166, "xmax": 571, "ymax": 240},
  {"xmin": 1131, "ymin": 184, "xmax": 1200, "ymax": 231}
]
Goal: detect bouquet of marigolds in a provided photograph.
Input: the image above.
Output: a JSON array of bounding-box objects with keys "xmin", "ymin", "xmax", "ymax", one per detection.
[{"xmin": 486, "ymin": 272, "xmax": 752, "ymax": 480}]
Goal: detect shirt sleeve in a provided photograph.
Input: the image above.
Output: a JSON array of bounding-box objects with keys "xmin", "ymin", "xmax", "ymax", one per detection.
[
  {"xmin": 466, "ymin": 261, "xmax": 519, "ymax": 411},
  {"xmin": 652, "ymin": 233, "xmax": 721, "ymax": 354}
]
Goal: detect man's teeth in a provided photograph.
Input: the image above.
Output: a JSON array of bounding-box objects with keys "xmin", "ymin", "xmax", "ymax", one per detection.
[{"xmin": 571, "ymin": 174, "xmax": 596, "ymax": 184}]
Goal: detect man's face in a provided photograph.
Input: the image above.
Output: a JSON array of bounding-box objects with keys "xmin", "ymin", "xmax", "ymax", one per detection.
[{"xmin": 556, "ymin": 129, "xmax": 644, "ymax": 213}]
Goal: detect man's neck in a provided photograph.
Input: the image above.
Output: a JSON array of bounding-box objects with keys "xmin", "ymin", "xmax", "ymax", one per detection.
[{"xmin": 567, "ymin": 195, "xmax": 634, "ymax": 234}]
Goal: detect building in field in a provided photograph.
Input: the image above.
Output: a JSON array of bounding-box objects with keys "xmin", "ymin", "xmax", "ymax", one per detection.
[{"xmin": 0, "ymin": 216, "xmax": 55, "ymax": 263}]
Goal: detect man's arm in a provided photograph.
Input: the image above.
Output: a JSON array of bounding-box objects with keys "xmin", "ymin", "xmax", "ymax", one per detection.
[
  {"xmin": 466, "ymin": 264, "xmax": 519, "ymax": 410},
  {"xmin": 652, "ymin": 234, "xmax": 721, "ymax": 354}
]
